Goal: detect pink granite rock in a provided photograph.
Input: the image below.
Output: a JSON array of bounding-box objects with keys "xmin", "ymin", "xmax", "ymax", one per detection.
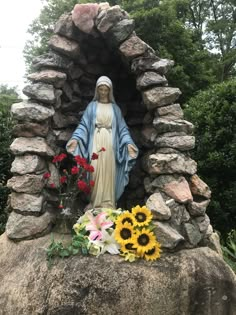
[
  {"xmin": 163, "ymin": 177, "xmax": 193, "ymax": 203},
  {"xmin": 72, "ymin": 4, "xmax": 99, "ymax": 33},
  {"xmin": 119, "ymin": 35, "xmax": 148, "ymax": 59},
  {"xmin": 189, "ymin": 174, "xmax": 211, "ymax": 199}
]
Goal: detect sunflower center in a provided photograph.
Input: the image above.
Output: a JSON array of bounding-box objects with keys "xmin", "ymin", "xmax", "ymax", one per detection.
[
  {"xmin": 136, "ymin": 213, "xmax": 146, "ymax": 222},
  {"xmin": 121, "ymin": 228, "xmax": 132, "ymax": 240},
  {"xmin": 125, "ymin": 243, "xmax": 134, "ymax": 250},
  {"xmin": 122, "ymin": 218, "xmax": 133, "ymax": 225},
  {"xmin": 145, "ymin": 247, "xmax": 155, "ymax": 255},
  {"xmin": 138, "ymin": 234, "xmax": 150, "ymax": 246}
]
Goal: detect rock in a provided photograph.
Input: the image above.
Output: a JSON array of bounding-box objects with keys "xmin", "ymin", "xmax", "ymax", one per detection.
[
  {"xmin": 11, "ymin": 101, "xmax": 55, "ymax": 121},
  {"xmin": 155, "ymin": 135, "xmax": 195, "ymax": 151},
  {"xmin": 189, "ymin": 174, "xmax": 211, "ymax": 199},
  {"xmin": 10, "ymin": 155, "xmax": 46, "ymax": 175},
  {"xmin": 137, "ymin": 71, "xmax": 167, "ymax": 90},
  {"xmin": 132, "ymin": 57, "xmax": 174, "ymax": 75},
  {"xmin": 68, "ymin": 65, "xmax": 83, "ymax": 80},
  {"xmin": 184, "ymin": 223, "xmax": 202, "ymax": 246},
  {"xmin": 53, "ymin": 111, "xmax": 79, "ymax": 128},
  {"xmin": 169, "ymin": 202, "xmax": 190, "ymax": 232},
  {"xmin": 54, "ymin": 129, "xmax": 74, "ymax": 145},
  {"xmin": 72, "ymin": 3, "xmax": 99, "ymax": 33},
  {"xmin": 12, "ymin": 122, "xmax": 49, "ymax": 138},
  {"xmin": 204, "ymin": 232, "xmax": 223, "ymax": 256},
  {"xmin": 154, "ymin": 221, "xmax": 185, "ymax": 249},
  {"xmin": 155, "ymin": 103, "xmax": 184, "ymax": 120},
  {"xmin": 142, "ymin": 87, "xmax": 181, "ymax": 110},
  {"xmin": 23, "ymin": 83, "xmax": 56, "ymax": 104},
  {"xmin": 193, "ymin": 215, "xmax": 210, "ymax": 235},
  {"xmin": 0, "ymin": 234, "xmax": 236, "ymax": 315},
  {"xmin": 49, "ymin": 34, "xmax": 80, "ymax": 59},
  {"xmin": 143, "ymin": 111, "xmax": 154, "ymax": 125},
  {"xmin": 47, "ymin": 163, "xmax": 60, "ymax": 189},
  {"xmin": 32, "ymin": 52, "xmax": 73, "ymax": 72},
  {"xmin": 54, "ymin": 89, "xmax": 63, "ymax": 109},
  {"xmin": 163, "ymin": 177, "xmax": 193, "ymax": 204},
  {"xmin": 10, "ymin": 137, "xmax": 55, "ymax": 157},
  {"xmin": 153, "ymin": 118, "xmax": 194, "ymax": 135},
  {"xmin": 187, "ymin": 200, "xmax": 210, "ymax": 216},
  {"xmin": 54, "ymin": 13, "xmax": 81, "ymax": 40},
  {"xmin": 119, "ymin": 35, "xmax": 148, "ymax": 59},
  {"xmin": 108, "ymin": 19, "xmax": 135, "ymax": 45},
  {"xmin": 142, "ymin": 153, "xmax": 197, "ymax": 175},
  {"xmin": 96, "ymin": 5, "xmax": 128, "ymax": 33},
  {"xmin": 7, "ymin": 175, "xmax": 44, "ymax": 194},
  {"xmin": 10, "ymin": 192, "xmax": 44, "ymax": 214},
  {"xmin": 146, "ymin": 193, "xmax": 171, "ymax": 220},
  {"xmin": 140, "ymin": 126, "xmax": 157, "ymax": 148},
  {"xmin": 5, "ymin": 212, "xmax": 52, "ymax": 240},
  {"xmin": 27, "ymin": 70, "xmax": 67, "ymax": 88}
]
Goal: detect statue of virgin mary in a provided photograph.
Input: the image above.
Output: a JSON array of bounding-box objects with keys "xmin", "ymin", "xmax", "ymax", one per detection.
[{"xmin": 66, "ymin": 76, "xmax": 138, "ymax": 209}]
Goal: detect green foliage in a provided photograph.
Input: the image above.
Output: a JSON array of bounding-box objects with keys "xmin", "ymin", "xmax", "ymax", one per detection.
[
  {"xmin": 221, "ymin": 230, "xmax": 236, "ymax": 273},
  {"xmin": 0, "ymin": 85, "xmax": 21, "ymax": 234},
  {"xmin": 46, "ymin": 232, "xmax": 89, "ymax": 267},
  {"xmin": 184, "ymin": 80, "xmax": 236, "ymax": 236}
]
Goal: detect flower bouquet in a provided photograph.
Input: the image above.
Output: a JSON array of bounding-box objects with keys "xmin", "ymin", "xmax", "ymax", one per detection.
[{"xmin": 46, "ymin": 206, "xmax": 161, "ymax": 264}]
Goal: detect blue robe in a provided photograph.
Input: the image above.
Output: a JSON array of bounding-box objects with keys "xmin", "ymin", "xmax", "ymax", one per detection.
[{"xmin": 67, "ymin": 100, "xmax": 138, "ymax": 202}]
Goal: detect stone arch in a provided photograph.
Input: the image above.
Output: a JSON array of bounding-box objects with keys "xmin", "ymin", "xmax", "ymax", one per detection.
[{"xmin": 6, "ymin": 3, "xmax": 215, "ymax": 252}]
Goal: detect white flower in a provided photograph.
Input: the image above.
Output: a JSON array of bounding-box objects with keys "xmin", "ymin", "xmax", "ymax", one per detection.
[{"xmin": 90, "ymin": 229, "xmax": 120, "ymax": 256}]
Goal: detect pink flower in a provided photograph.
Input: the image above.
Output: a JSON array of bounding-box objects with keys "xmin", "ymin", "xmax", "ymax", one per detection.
[
  {"xmin": 50, "ymin": 183, "xmax": 56, "ymax": 188},
  {"xmin": 86, "ymin": 212, "xmax": 113, "ymax": 241},
  {"xmin": 43, "ymin": 172, "xmax": 51, "ymax": 179},
  {"xmin": 101, "ymin": 147, "xmax": 106, "ymax": 152}
]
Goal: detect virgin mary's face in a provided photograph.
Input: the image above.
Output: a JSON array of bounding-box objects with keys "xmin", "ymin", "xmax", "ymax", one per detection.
[{"xmin": 97, "ymin": 85, "xmax": 110, "ymax": 99}]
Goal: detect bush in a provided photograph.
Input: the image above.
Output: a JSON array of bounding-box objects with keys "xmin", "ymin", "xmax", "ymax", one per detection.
[
  {"xmin": 0, "ymin": 85, "xmax": 20, "ymax": 234},
  {"xmin": 184, "ymin": 80, "xmax": 236, "ymax": 237}
]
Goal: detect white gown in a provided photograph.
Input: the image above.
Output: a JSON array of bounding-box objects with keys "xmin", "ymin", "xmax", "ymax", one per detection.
[{"xmin": 90, "ymin": 102, "xmax": 116, "ymax": 209}]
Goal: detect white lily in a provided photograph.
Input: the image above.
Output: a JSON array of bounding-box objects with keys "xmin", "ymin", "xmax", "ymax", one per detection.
[{"xmin": 90, "ymin": 229, "xmax": 120, "ymax": 256}]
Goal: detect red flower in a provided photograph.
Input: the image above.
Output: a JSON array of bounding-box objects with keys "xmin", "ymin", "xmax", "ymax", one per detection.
[
  {"xmin": 60, "ymin": 176, "xmax": 67, "ymax": 184},
  {"xmin": 101, "ymin": 147, "xmax": 106, "ymax": 152},
  {"xmin": 58, "ymin": 204, "xmax": 64, "ymax": 209},
  {"xmin": 50, "ymin": 183, "xmax": 56, "ymax": 188},
  {"xmin": 74, "ymin": 155, "xmax": 87, "ymax": 167},
  {"xmin": 52, "ymin": 153, "xmax": 67, "ymax": 163},
  {"xmin": 91, "ymin": 152, "xmax": 99, "ymax": 160},
  {"xmin": 90, "ymin": 180, "xmax": 95, "ymax": 187},
  {"xmin": 84, "ymin": 164, "xmax": 94, "ymax": 173},
  {"xmin": 71, "ymin": 166, "xmax": 79, "ymax": 175},
  {"xmin": 77, "ymin": 180, "xmax": 91, "ymax": 194},
  {"xmin": 43, "ymin": 172, "xmax": 51, "ymax": 179}
]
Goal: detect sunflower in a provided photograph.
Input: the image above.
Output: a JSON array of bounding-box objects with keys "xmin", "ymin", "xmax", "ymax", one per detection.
[
  {"xmin": 115, "ymin": 221, "xmax": 135, "ymax": 244},
  {"xmin": 115, "ymin": 211, "xmax": 135, "ymax": 226},
  {"xmin": 144, "ymin": 242, "xmax": 162, "ymax": 261},
  {"xmin": 132, "ymin": 205, "xmax": 152, "ymax": 227},
  {"xmin": 120, "ymin": 241, "xmax": 136, "ymax": 253},
  {"xmin": 133, "ymin": 228, "xmax": 156, "ymax": 255}
]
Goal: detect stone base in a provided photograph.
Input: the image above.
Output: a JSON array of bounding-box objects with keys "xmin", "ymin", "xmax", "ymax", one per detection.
[{"xmin": 0, "ymin": 233, "xmax": 235, "ymax": 315}]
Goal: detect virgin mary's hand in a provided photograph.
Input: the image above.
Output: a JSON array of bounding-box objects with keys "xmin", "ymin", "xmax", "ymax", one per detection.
[
  {"xmin": 67, "ymin": 139, "xmax": 78, "ymax": 154},
  {"xmin": 127, "ymin": 144, "xmax": 137, "ymax": 158}
]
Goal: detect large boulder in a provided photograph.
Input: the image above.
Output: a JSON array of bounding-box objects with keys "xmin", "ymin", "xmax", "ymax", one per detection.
[{"xmin": 0, "ymin": 233, "xmax": 235, "ymax": 315}]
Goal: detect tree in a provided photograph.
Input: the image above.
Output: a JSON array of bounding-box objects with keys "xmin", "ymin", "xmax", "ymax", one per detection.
[
  {"xmin": 0, "ymin": 85, "xmax": 21, "ymax": 234},
  {"xmin": 184, "ymin": 79, "xmax": 236, "ymax": 237}
]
